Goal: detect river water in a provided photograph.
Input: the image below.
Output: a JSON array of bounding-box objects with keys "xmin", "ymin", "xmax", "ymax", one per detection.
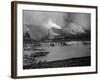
[{"xmin": 24, "ymin": 41, "xmax": 90, "ymax": 63}]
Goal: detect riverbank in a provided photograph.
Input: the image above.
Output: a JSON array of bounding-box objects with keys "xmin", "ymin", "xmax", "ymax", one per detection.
[{"xmin": 23, "ymin": 56, "xmax": 90, "ymax": 69}]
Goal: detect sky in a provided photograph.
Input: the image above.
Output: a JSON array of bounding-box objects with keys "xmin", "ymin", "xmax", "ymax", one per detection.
[{"xmin": 23, "ymin": 10, "xmax": 90, "ymax": 40}]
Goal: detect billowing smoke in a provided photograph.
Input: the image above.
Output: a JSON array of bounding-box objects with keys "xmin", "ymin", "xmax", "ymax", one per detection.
[
  {"xmin": 23, "ymin": 10, "xmax": 90, "ymax": 40},
  {"xmin": 70, "ymin": 13, "xmax": 90, "ymax": 30},
  {"xmin": 23, "ymin": 10, "xmax": 68, "ymax": 39}
]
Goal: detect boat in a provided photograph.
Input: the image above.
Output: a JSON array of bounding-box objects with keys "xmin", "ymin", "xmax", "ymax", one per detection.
[{"xmin": 33, "ymin": 51, "xmax": 49, "ymax": 57}]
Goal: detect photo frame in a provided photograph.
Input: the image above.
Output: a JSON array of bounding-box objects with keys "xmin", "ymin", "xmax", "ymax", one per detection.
[{"xmin": 11, "ymin": 1, "xmax": 98, "ymax": 78}]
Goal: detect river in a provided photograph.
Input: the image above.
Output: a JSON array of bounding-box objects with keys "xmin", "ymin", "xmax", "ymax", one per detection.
[{"xmin": 23, "ymin": 41, "xmax": 90, "ymax": 63}]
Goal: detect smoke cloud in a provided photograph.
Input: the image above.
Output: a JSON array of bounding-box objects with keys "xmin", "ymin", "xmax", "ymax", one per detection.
[{"xmin": 23, "ymin": 10, "xmax": 90, "ymax": 40}]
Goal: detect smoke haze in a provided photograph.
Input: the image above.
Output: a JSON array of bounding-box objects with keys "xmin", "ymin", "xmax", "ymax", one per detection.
[{"xmin": 23, "ymin": 10, "xmax": 90, "ymax": 40}]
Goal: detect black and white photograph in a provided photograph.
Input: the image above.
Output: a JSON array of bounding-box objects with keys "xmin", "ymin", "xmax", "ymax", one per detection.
[
  {"xmin": 11, "ymin": 1, "xmax": 97, "ymax": 78},
  {"xmin": 23, "ymin": 10, "xmax": 91, "ymax": 69}
]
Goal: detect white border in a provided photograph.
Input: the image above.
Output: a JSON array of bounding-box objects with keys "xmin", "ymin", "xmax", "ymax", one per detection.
[{"xmin": 17, "ymin": 4, "xmax": 96, "ymax": 76}]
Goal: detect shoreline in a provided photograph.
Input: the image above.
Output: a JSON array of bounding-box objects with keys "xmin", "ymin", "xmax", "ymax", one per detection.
[{"xmin": 23, "ymin": 56, "xmax": 90, "ymax": 69}]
